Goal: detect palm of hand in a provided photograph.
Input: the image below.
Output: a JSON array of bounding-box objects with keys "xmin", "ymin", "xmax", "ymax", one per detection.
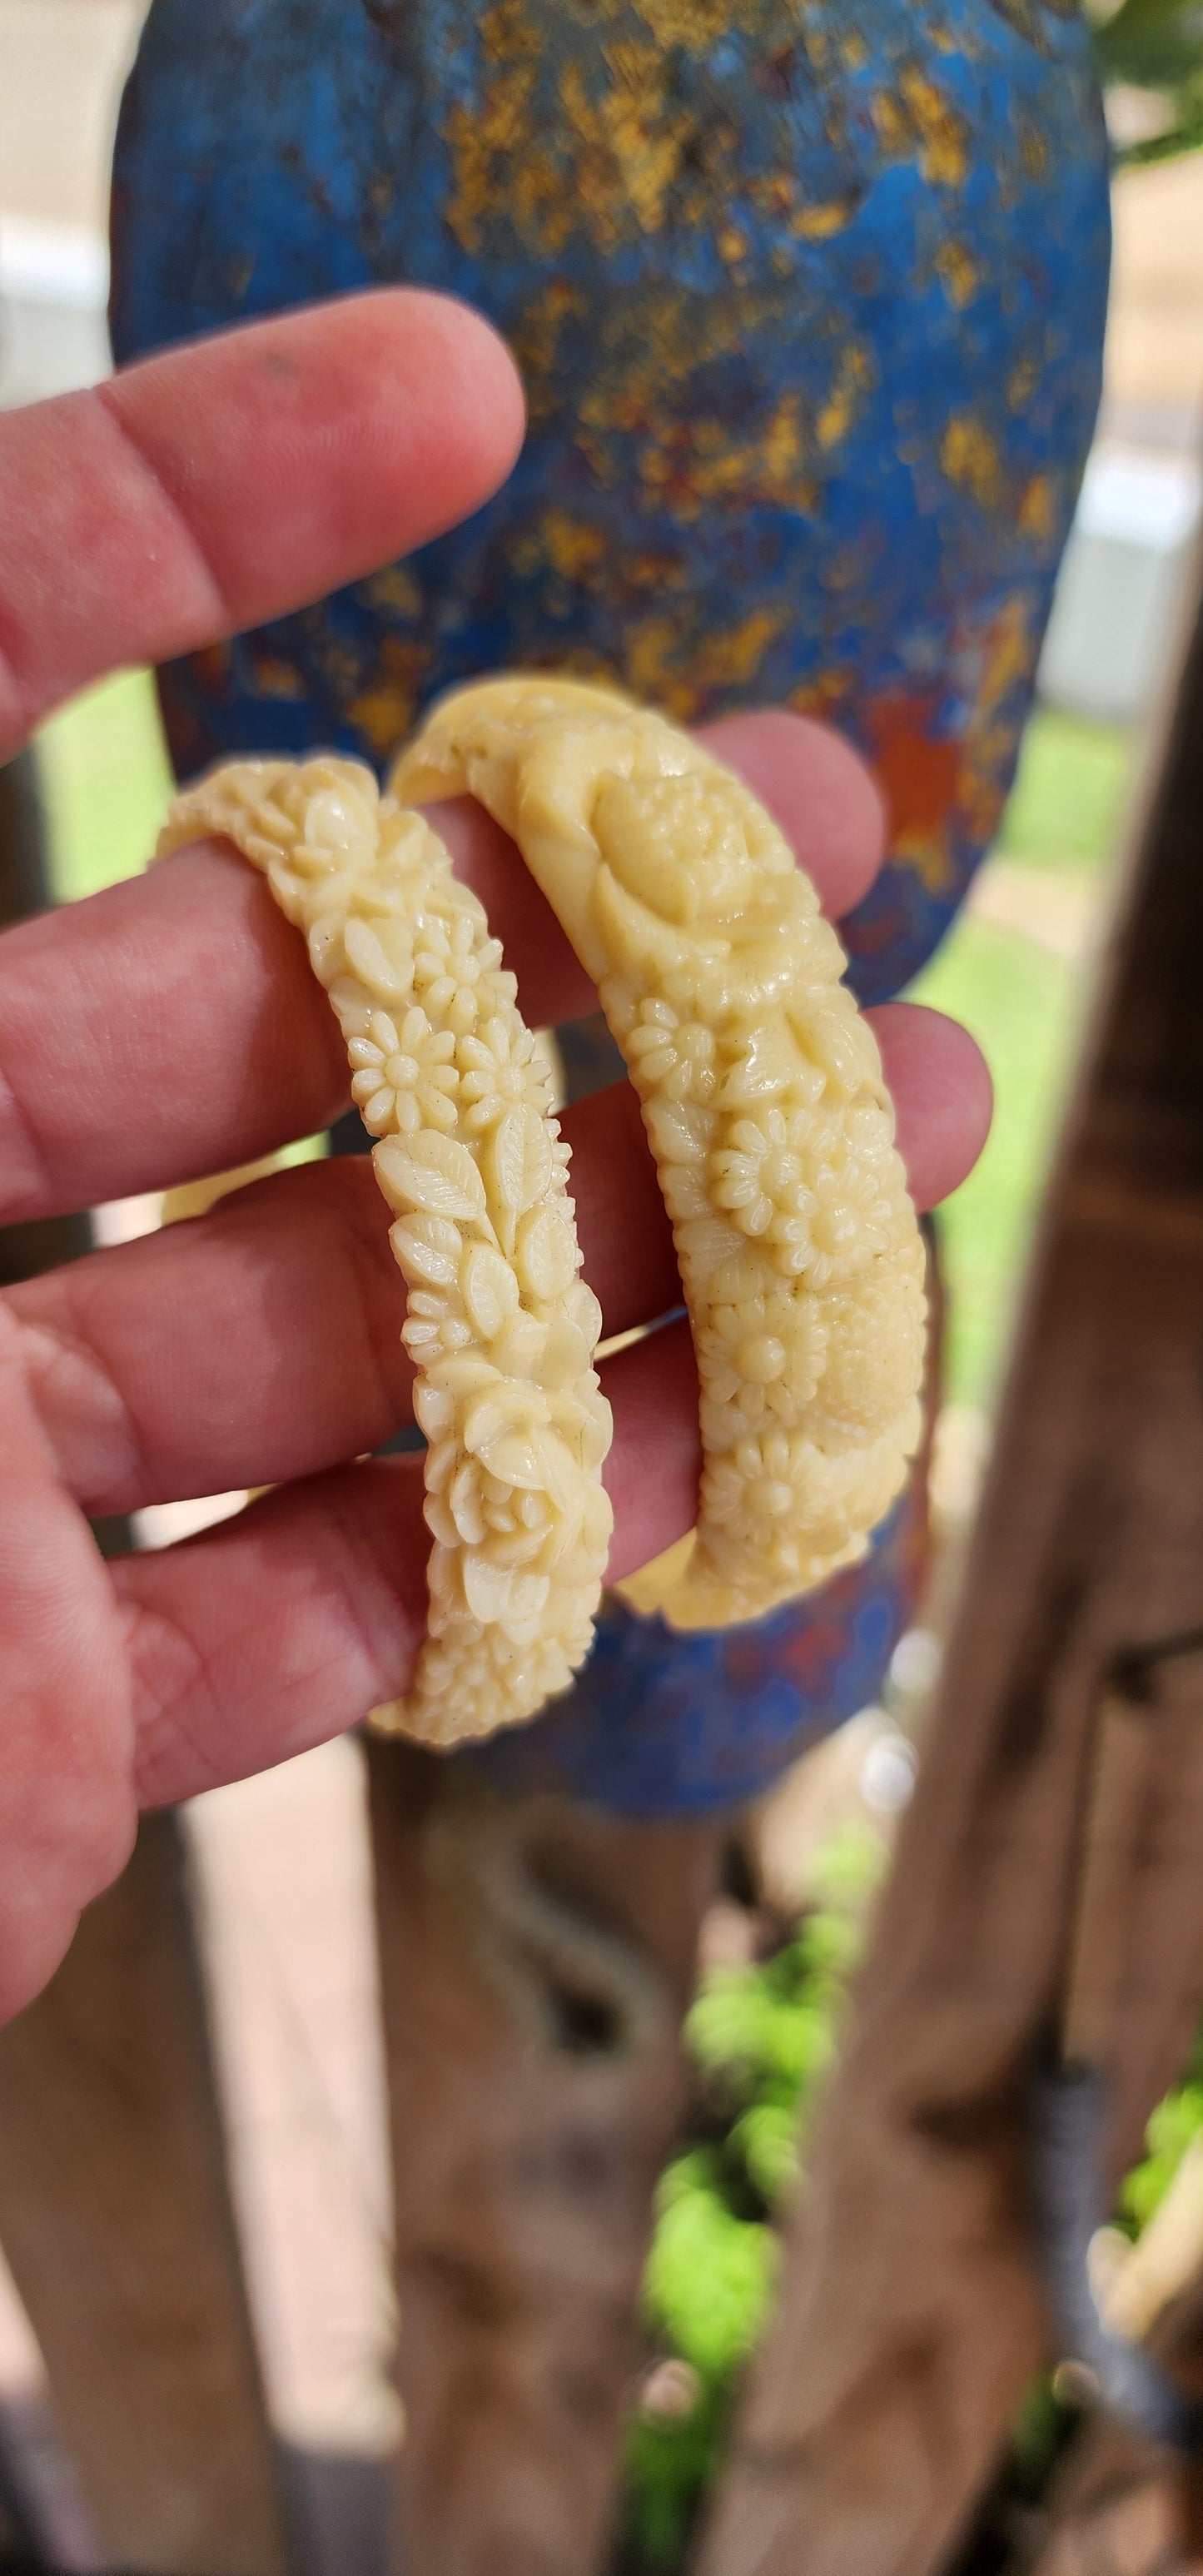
[{"xmin": 0, "ymin": 291, "xmax": 991, "ymax": 2025}]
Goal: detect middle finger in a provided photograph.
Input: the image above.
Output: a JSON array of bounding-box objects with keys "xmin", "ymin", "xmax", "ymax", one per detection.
[
  {"xmin": 6, "ymin": 1079, "xmax": 674, "ymax": 1516},
  {"xmin": 0, "ymin": 711, "xmax": 883, "ymax": 1228},
  {"xmin": 7, "ymin": 1001, "xmax": 987, "ymax": 1518}
]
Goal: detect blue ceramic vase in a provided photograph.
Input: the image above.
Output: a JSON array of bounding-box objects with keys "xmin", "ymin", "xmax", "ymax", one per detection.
[{"xmin": 110, "ymin": 0, "xmax": 1111, "ymax": 1812}]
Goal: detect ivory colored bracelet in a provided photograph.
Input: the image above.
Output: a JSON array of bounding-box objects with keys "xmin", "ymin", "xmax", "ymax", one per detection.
[
  {"xmin": 157, "ymin": 756, "xmax": 614, "ymax": 1747},
  {"xmin": 393, "ymin": 678, "xmax": 926, "ymax": 1635},
  {"xmin": 157, "ymin": 674, "xmax": 925, "ymax": 1741}
]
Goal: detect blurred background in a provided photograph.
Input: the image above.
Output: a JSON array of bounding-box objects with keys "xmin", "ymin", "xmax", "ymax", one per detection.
[{"xmin": 1, "ymin": 4, "xmax": 1202, "ymax": 2569}]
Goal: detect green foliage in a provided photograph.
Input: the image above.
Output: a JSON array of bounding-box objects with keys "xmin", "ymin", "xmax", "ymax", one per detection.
[
  {"xmin": 1095, "ymin": 0, "xmax": 1203, "ymax": 92},
  {"xmin": 1118, "ymin": 2026, "xmax": 1203, "ymax": 2233},
  {"xmin": 645, "ymin": 2154, "xmax": 780, "ymax": 2381},
  {"xmin": 912, "ymin": 922, "xmax": 1090, "ymax": 1406},
  {"xmin": 34, "ymin": 669, "xmax": 172, "ymax": 904},
  {"xmin": 995, "ymin": 710, "xmax": 1135, "ymax": 875},
  {"xmin": 625, "ymin": 2382, "xmax": 731, "ymax": 2574},
  {"xmin": 910, "ymin": 709, "xmax": 1136, "ymax": 1410},
  {"xmin": 624, "ymin": 1830, "xmax": 885, "ymax": 2569},
  {"xmin": 1091, "ymin": 0, "xmax": 1203, "ymax": 164},
  {"xmin": 625, "ymin": 1790, "xmax": 1203, "ymax": 2575}
]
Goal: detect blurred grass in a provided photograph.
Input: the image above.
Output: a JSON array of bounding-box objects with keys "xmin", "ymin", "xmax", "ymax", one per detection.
[
  {"xmin": 911, "ymin": 709, "xmax": 1138, "ymax": 1409},
  {"xmin": 34, "ymin": 668, "xmax": 172, "ymax": 904},
  {"xmin": 912, "ymin": 922, "xmax": 1089, "ymax": 1408},
  {"xmin": 32, "ymin": 677, "xmax": 1138, "ymax": 1405},
  {"xmin": 993, "ymin": 709, "xmax": 1136, "ymax": 873}
]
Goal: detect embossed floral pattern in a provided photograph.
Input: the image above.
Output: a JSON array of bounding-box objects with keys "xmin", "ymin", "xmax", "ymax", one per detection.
[
  {"xmin": 158, "ymin": 749, "xmax": 614, "ymax": 1748},
  {"xmin": 706, "ymin": 1433, "xmax": 806, "ymax": 1558},
  {"xmin": 695, "ymin": 1295, "xmax": 827, "ymax": 1430},
  {"xmin": 394, "ymin": 675, "xmax": 927, "ymax": 1633},
  {"xmin": 348, "ymin": 1004, "xmax": 459, "ymax": 1137},
  {"xmin": 162, "ymin": 674, "xmax": 925, "ymax": 1705},
  {"xmin": 710, "ymin": 1105, "xmax": 813, "ymax": 1242},
  {"xmin": 459, "ymin": 1012, "xmax": 554, "ymax": 1132},
  {"xmin": 626, "ymin": 997, "xmax": 718, "ymax": 1106}
]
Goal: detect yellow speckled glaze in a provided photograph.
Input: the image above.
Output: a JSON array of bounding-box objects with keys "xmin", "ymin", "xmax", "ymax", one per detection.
[{"xmin": 115, "ymin": 0, "xmax": 1111, "ymax": 1014}]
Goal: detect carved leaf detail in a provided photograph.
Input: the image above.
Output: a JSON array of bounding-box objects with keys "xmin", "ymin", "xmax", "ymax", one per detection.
[
  {"xmin": 645, "ymin": 1098, "xmax": 708, "ymax": 1166},
  {"xmin": 390, "ymin": 1216, "xmax": 461, "ymax": 1288},
  {"xmin": 474, "ymin": 1428, "xmax": 549, "ymax": 1490},
  {"xmin": 461, "ymin": 1549, "xmax": 517, "ymax": 1624},
  {"xmin": 344, "ymin": 913, "xmax": 415, "ymax": 999},
  {"xmin": 414, "ymin": 1381, "xmax": 455, "ymax": 1441},
  {"xmin": 306, "ymin": 913, "xmax": 346, "ymax": 986},
  {"xmin": 266, "ymin": 855, "xmax": 309, "ymax": 917},
  {"xmin": 528, "ymin": 1427, "xmax": 582, "ymax": 1511},
  {"xmin": 460, "ymin": 1242, "xmax": 520, "ymax": 1340},
  {"xmin": 516, "ymin": 1204, "xmax": 579, "ymax": 1300},
  {"xmin": 675, "ymin": 1216, "xmax": 752, "ymax": 1281},
  {"xmin": 481, "ymin": 1425, "xmax": 579, "ymax": 1506},
  {"xmin": 488, "ymin": 1105, "xmax": 554, "ymax": 1216},
  {"xmin": 375, "ymin": 1132, "xmax": 487, "ymax": 1222},
  {"xmin": 714, "ymin": 1020, "xmax": 802, "ymax": 1110},
  {"xmin": 462, "ymin": 1387, "xmax": 550, "ymax": 1465},
  {"xmin": 790, "ymin": 993, "xmax": 880, "ymax": 1099},
  {"xmin": 303, "ymin": 778, "xmax": 378, "ymax": 852},
  {"xmin": 449, "ymin": 1460, "xmax": 486, "ymax": 1545},
  {"xmin": 593, "ymin": 859, "xmax": 688, "ymax": 977},
  {"xmin": 505, "ymin": 1568, "xmax": 551, "ymax": 1624}
]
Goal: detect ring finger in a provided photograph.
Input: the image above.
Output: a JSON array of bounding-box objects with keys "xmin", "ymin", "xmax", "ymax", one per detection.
[{"xmin": 6, "ymin": 1002, "xmax": 987, "ymax": 1519}]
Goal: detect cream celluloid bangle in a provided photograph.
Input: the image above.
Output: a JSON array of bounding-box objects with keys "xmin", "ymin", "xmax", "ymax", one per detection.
[{"xmin": 158, "ymin": 676, "xmax": 925, "ymax": 1745}]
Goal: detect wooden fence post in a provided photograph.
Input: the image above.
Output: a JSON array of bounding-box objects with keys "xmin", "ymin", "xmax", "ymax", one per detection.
[
  {"xmin": 368, "ymin": 1743, "xmax": 722, "ymax": 2576},
  {"xmin": 0, "ymin": 748, "xmax": 282, "ymax": 2575},
  {"xmin": 696, "ymin": 585, "xmax": 1203, "ymax": 2576},
  {"xmin": 0, "ymin": 1816, "xmax": 289, "ymax": 2576}
]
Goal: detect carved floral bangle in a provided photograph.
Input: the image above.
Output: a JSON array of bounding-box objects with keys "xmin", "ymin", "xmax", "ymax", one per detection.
[{"xmin": 157, "ymin": 677, "xmax": 925, "ymax": 1748}]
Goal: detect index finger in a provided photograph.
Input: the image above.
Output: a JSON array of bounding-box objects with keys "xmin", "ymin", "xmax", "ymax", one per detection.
[
  {"xmin": 0, "ymin": 713, "xmax": 893, "ymax": 1226},
  {"xmin": 0, "ymin": 290, "xmax": 524, "ymax": 758}
]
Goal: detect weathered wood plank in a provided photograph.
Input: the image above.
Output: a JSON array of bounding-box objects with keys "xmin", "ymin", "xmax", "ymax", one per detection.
[
  {"xmin": 0, "ymin": 748, "xmax": 270, "ymax": 2568},
  {"xmin": 697, "ymin": 593, "xmax": 1203, "ymax": 2576},
  {"xmin": 368, "ymin": 1743, "xmax": 721, "ymax": 2576},
  {"xmin": 1026, "ymin": 2416, "xmax": 1183, "ymax": 2576},
  {"xmin": 1025, "ymin": 2175, "xmax": 1203, "ymax": 2574},
  {"xmin": 0, "ymin": 1814, "xmax": 288, "ymax": 2576}
]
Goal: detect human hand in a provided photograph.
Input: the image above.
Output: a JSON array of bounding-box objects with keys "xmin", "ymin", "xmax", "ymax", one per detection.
[{"xmin": 0, "ymin": 291, "xmax": 992, "ymax": 2023}]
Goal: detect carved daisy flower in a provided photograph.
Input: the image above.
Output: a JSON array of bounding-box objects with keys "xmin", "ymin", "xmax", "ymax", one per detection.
[
  {"xmin": 626, "ymin": 997, "xmax": 718, "ymax": 1105},
  {"xmin": 400, "ymin": 1288, "xmax": 475, "ymax": 1361},
  {"xmin": 459, "ymin": 1013, "xmax": 554, "ymax": 1134},
  {"xmin": 705, "ymin": 1432, "xmax": 803, "ymax": 1555},
  {"xmin": 696, "ymin": 1295, "xmax": 826, "ymax": 1424},
  {"xmin": 697, "ymin": 1309, "xmax": 765, "ymax": 1413},
  {"xmin": 348, "ymin": 1003, "xmax": 459, "ymax": 1137},
  {"xmin": 789, "ymin": 1130, "xmax": 903, "ymax": 1286},
  {"xmin": 412, "ymin": 907, "xmax": 500, "ymax": 1036},
  {"xmin": 710, "ymin": 1106, "xmax": 813, "ymax": 1241}
]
